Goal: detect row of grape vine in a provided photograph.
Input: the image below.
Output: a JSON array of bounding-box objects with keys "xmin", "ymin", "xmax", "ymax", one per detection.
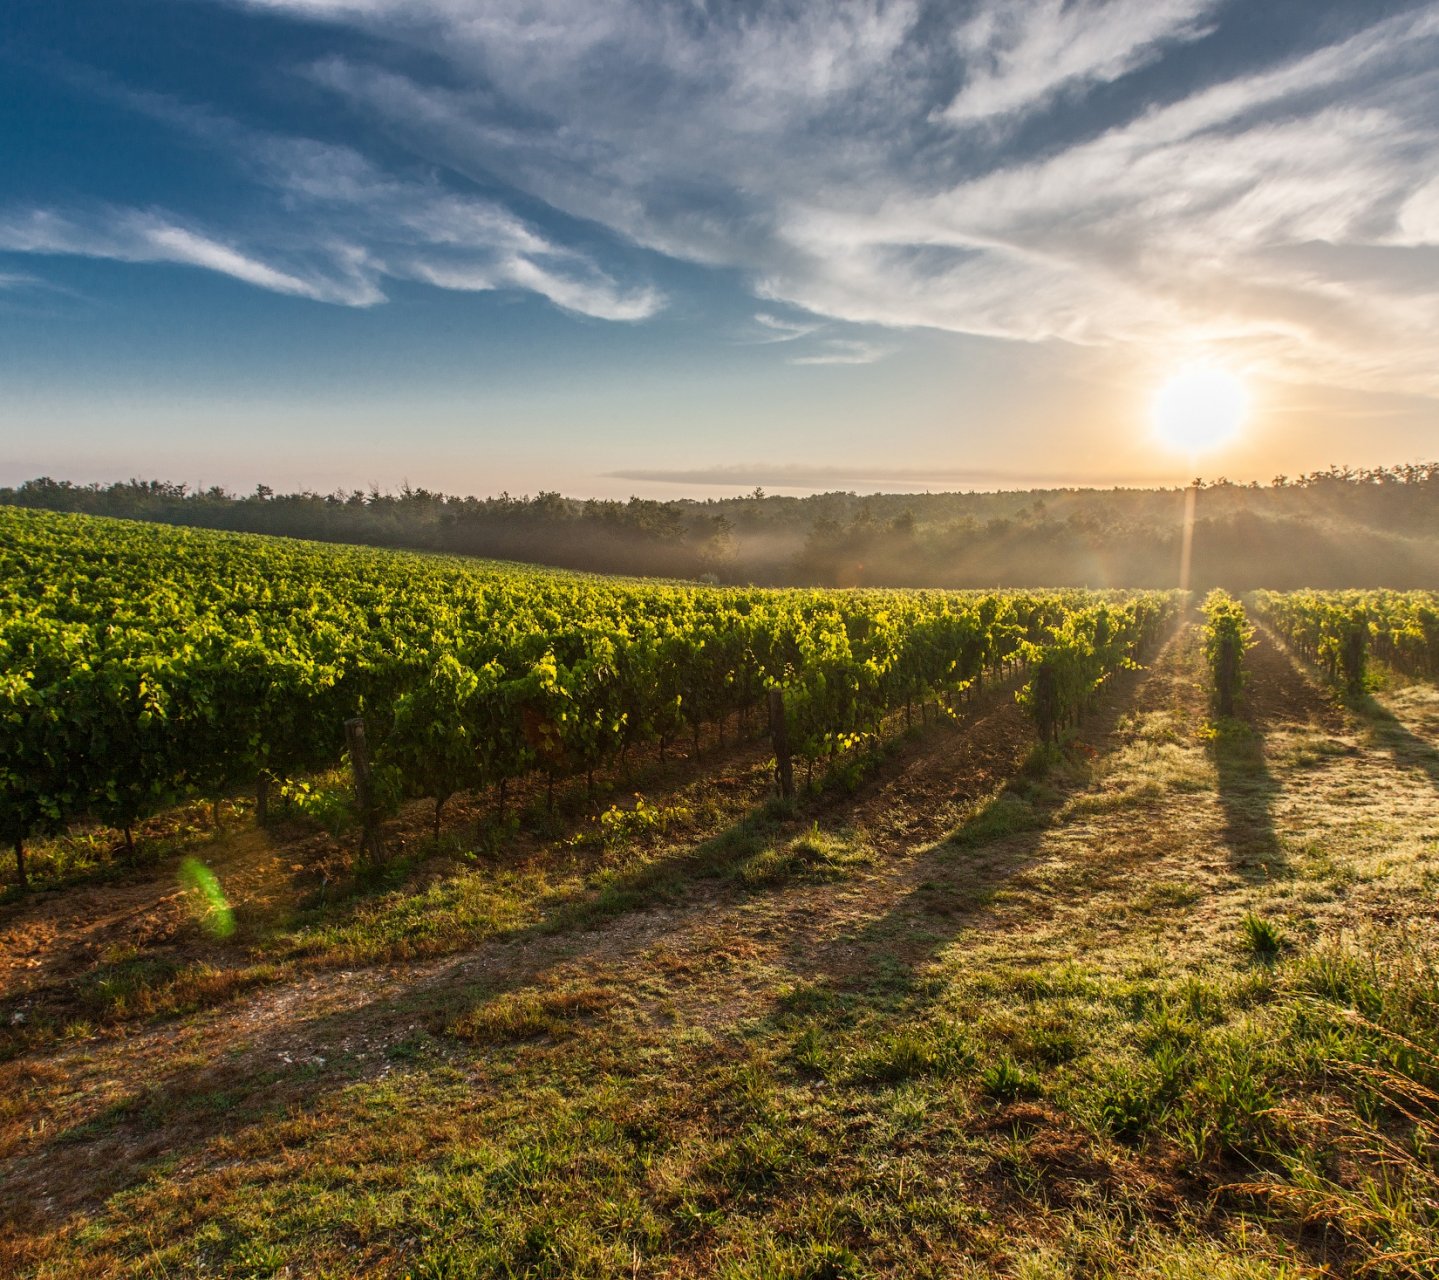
[
  {"xmin": 1253, "ymin": 589, "xmax": 1439, "ymax": 693},
  {"xmin": 1, "ymin": 508, "xmax": 1179, "ymax": 886}
]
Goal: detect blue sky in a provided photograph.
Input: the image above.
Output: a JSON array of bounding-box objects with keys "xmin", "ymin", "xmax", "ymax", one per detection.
[{"xmin": 2, "ymin": 0, "xmax": 1437, "ymax": 497}]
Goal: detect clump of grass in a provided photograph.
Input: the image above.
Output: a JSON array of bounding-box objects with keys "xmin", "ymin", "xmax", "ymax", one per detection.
[
  {"xmin": 1171, "ymin": 1030, "xmax": 1281, "ymax": 1161},
  {"xmin": 733, "ymin": 825, "xmax": 861, "ymax": 888},
  {"xmin": 949, "ymin": 790, "xmax": 1045, "ymax": 848},
  {"xmin": 716, "ymin": 1239, "xmax": 864, "ymax": 1280},
  {"xmin": 1098, "ymin": 1073, "xmax": 1167, "ymax": 1142},
  {"xmin": 710, "ymin": 1123, "xmax": 800, "ymax": 1193},
  {"xmin": 70, "ymin": 948, "xmax": 282, "ymax": 1022},
  {"xmin": 850, "ymin": 1022, "xmax": 974, "ymax": 1084},
  {"xmin": 980, "ymin": 1055, "xmax": 1036, "ymax": 1102},
  {"xmin": 1224, "ymin": 938, "xmax": 1439, "ymax": 1269},
  {"xmin": 288, "ymin": 867, "xmax": 542, "ymax": 963},
  {"xmin": 1240, "ymin": 912, "xmax": 1287, "ymax": 960},
  {"xmin": 791, "ymin": 1025, "xmax": 830, "ymax": 1076}
]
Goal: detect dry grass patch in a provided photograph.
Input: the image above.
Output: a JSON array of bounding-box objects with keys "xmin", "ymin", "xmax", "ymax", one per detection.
[{"xmin": 449, "ymin": 982, "xmax": 613, "ymax": 1044}]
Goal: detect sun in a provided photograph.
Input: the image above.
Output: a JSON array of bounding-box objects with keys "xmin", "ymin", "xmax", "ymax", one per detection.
[{"xmin": 1152, "ymin": 364, "xmax": 1248, "ymax": 455}]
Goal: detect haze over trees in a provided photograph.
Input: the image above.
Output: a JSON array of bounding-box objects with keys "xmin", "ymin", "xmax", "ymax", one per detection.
[{"xmin": 5, "ymin": 462, "xmax": 1438, "ymax": 590}]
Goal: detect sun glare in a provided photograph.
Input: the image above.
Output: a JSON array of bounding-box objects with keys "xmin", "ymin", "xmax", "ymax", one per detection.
[{"xmin": 1152, "ymin": 364, "xmax": 1248, "ymax": 455}]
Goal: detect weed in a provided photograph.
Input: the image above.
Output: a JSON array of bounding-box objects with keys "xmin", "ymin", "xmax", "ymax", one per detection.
[
  {"xmin": 571, "ymin": 797, "xmax": 691, "ymax": 849},
  {"xmin": 792, "ymin": 1025, "xmax": 830, "ymax": 1076}
]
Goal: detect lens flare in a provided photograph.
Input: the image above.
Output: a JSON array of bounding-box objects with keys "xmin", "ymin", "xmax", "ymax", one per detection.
[{"xmin": 179, "ymin": 857, "xmax": 235, "ymax": 938}]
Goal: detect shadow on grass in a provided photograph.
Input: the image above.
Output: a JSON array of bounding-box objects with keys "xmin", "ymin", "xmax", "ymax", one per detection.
[
  {"xmin": 0, "ymin": 697, "xmax": 993, "ymax": 1228},
  {"xmin": 0, "ymin": 628, "xmax": 1178, "ymax": 1241},
  {"xmin": 1356, "ymin": 694, "xmax": 1439, "ymax": 794},
  {"xmin": 780, "ymin": 624, "xmax": 1188, "ymax": 1004},
  {"xmin": 1210, "ymin": 721, "xmax": 1283, "ymax": 881},
  {"xmin": 1205, "ymin": 624, "xmax": 1326, "ymax": 882}
]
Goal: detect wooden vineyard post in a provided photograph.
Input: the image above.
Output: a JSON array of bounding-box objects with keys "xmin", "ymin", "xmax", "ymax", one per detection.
[
  {"xmin": 345, "ymin": 716, "xmax": 384, "ymax": 866},
  {"xmin": 768, "ymin": 688, "xmax": 795, "ymax": 800}
]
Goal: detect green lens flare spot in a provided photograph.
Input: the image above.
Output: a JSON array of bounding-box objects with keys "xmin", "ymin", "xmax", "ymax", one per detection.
[{"xmin": 179, "ymin": 857, "xmax": 235, "ymax": 939}]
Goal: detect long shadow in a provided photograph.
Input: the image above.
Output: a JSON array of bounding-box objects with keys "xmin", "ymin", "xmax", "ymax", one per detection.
[
  {"xmin": 1356, "ymin": 693, "xmax": 1439, "ymax": 794},
  {"xmin": 1211, "ymin": 721, "xmax": 1283, "ymax": 882},
  {"xmin": 0, "ymin": 785, "xmax": 889, "ymax": 1232},
  {"xmin": 0, "ymin": 805, "xmax": 783, "ymax": 1226},
  {"xmin": 778, "ymin": 623, "xmax": 1189, "ymax": 1004},
  {"xmin": 0, "ymin": 720, "xmax": 790, "ymax": 1058},
  {"xmin": 0, "ymin": 624, "xmax": 1203, "ymax": 1241},
  {"xmin": 0, "ymin": 896, "xmax": 698, "ymax": 1233},
  {"xmin": 1208, "ymin": 627, "xmax": 1319, "ymax": 882},
  {"xmin": 0, "ymin": 667, "xmax": 1037, "ymax": 1232},
  {"xmin": 1255, "ymin": 618, "xmax": 1439, "ymax": 798}
]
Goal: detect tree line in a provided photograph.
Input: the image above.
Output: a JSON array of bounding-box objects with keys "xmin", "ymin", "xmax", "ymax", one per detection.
[{"xmin": 4, "ymin": 462, "xmax": 1437, "ymax": 589}]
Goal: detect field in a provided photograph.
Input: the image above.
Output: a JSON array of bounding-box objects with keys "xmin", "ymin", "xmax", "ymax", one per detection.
[{"xmin": 2, "ymin": 512, "xmax": 1439, "ymax": 1277}]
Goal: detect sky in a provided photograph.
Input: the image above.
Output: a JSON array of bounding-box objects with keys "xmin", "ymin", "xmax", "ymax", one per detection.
[{"xmin": 1, "ymin": 0, "xmax": 1437, "ymax": 499}]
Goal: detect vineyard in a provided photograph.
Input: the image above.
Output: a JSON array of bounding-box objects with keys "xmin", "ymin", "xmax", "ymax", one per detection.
[
  {"xmin": 3, "ymin": 512, "xmax": 1439, "ymax": 1278},
  {"xmin": 0, "ymin": 507, "xmax": 1176, "ymax": 887},
  {"xmin": 1254, "ymin": 589, "xmax": 1439, "ymax": 692}
]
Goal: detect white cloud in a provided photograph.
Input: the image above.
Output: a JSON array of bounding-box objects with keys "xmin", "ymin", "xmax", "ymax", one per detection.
[
  {"xmin": 0, "ymin": 270, "xmax": 49, "ymax": 290},
  {"xmin": 0, "ymin": 97, "xmax": 662, "ymax": 320},
  {"xmin": 1396, "ymin": 175, "xmax": 1439, "ymax": 246},
  {"xmin": 752, "ymin": 312, "xmax": 821, "ymax": 342},
  {"xmin": 744, "ymin": 311, "xmax": 890, "ymax": 363},
  {"xmin": 141, "ymin": 221, "xmax": 371, "ymax": 301},
  {"xmin": 0, "ymin": 207, "xmax": 378, "ymax": 304},
  {"xmin": 490, "ymin": 256, "xmax": 662, "ymax": 322},
  {"xmin": 789, "ymin": 339, "xmax": 892, "ymax": 366},
  {"xmin": 942, "ymin": 0, "xmax": 1220, "ymax": 126},
  {"xmin": 231, "ymin": 0, "xmax": 1439, "ymax": 393}
]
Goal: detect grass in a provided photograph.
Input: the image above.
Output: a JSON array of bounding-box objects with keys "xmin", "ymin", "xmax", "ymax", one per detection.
[
  {"xmin": 448, "ymin": 983, "xmax": 612, "ymax": 1044},
  {"xmin": 3, "ymin": 623, "xmax": 1439, "ymax": 1276},
  {"xmin": 1241, "ymin": 911, "xmax": 1288, "ymax": 959}
]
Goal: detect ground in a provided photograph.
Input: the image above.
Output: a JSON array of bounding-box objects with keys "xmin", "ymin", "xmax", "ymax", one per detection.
[{"xmin": 2, "ymin": 620, "xmax": 1438, "ymax": 1278}]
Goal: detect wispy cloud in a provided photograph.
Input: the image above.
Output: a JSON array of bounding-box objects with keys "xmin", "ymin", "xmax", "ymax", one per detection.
[
  {"xmin": 789, "ymin": 339, "xmax": 892, "ymax": 366},
  {"xmin": 0, "ymin": 269, "xmax": 55, "ymax": 291},
  {"xmin": 745, "ymin": 311, "xmax": 888, "ymax": 364},
  {"xmin": 19, "ymin": 1, "xmax": 1439, "ymax": 395},
  {"xmin": 751, "ymin": 312, "xmax": 822, "ymax": 343},
  {"xmin": 941, "ymin": 0, "xmax": 1220, "ymax": 126},
  {"xmin": 0, "ymin": 92, "xmax": 663, "ymax": 320},
  {"xmin": 0, "ymin": 207, "xmax": 374, "ymax": 303}
]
